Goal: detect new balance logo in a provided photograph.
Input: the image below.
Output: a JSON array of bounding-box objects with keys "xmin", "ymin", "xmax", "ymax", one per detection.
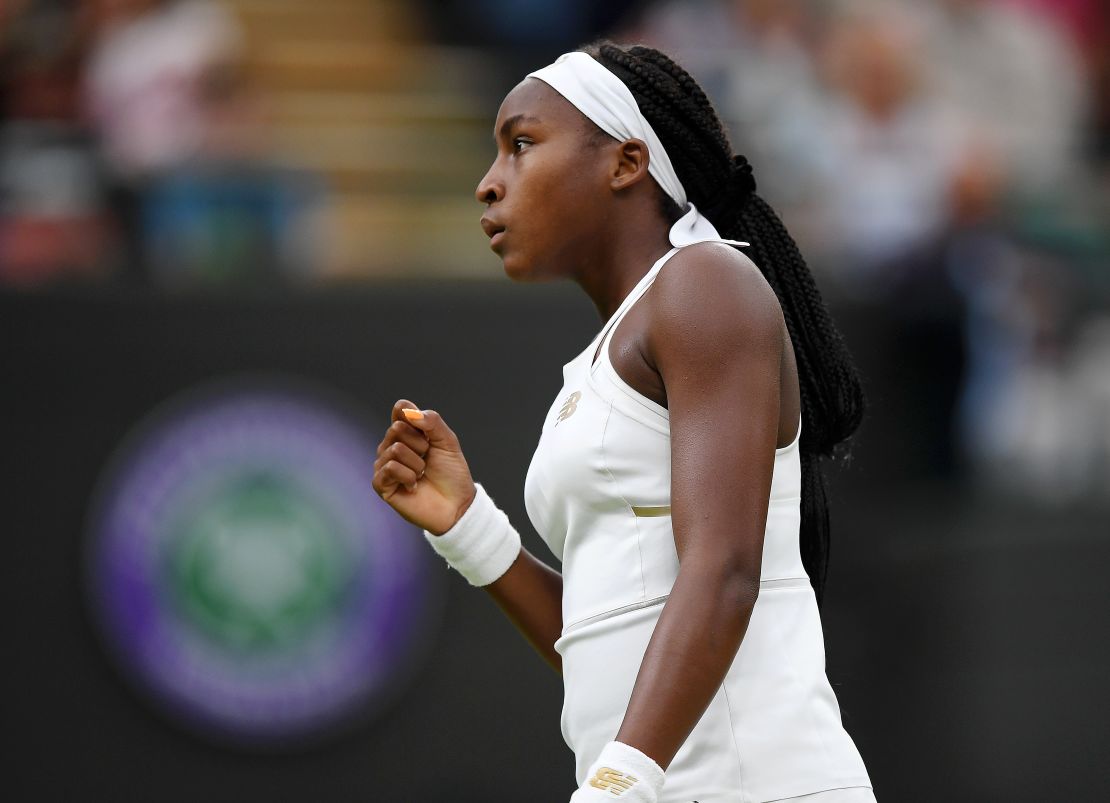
[
  {"xmin": 556, "ymin": 391, "xmax": 581, "ymax": 425},
  {"xmin": 588, "ymin": 767, "xmax": 638, "ymax": 796}
]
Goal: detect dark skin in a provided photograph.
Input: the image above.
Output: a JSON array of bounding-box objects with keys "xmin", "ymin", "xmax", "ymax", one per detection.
[{"xmin": 371, "ymin": 78, "xmax": 801, "ymax": 773}]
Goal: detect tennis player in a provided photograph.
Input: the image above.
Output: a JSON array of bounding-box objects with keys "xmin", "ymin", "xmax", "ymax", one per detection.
[{"xmin": 372, "ymin": 41, "xmax": 874, "ymax": 803}]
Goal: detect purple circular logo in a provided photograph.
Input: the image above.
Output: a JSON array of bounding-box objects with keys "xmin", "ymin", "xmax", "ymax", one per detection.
[{"xmin": 86, "ymin": 380, "xmax": 439, "ymax": 745}]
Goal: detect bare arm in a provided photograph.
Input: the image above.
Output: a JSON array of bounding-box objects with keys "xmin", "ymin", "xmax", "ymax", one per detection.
[
  {"xmin": 484, "ymin": 548, "xmax": 564, "ymax": 672},
  {"xmin": 614, "ymin": 244, "xmax": 787, "ymax": 769},
  {"xmin": 372, "ymin": 400, "xmax": 563, "ymax": 672}
]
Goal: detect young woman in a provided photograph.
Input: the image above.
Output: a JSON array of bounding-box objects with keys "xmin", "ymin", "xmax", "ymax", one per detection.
[{"xmin": 372, "ymin": 42, "xmax": 874, "ymax": 803}]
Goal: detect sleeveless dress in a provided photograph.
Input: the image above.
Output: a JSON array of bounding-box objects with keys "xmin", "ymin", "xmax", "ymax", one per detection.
[{"xmin": 523, "ymin": 247, "xmax": 873, "ymax": 803}]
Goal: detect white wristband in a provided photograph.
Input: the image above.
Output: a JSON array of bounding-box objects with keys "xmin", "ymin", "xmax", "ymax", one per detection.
[
  {"xmin": 423, "ymin": 484, "xmax": 521, "ymax": 587},
  {"xmin": 570, "ymin": 741, "xmax": 665, "ymax": 802}
]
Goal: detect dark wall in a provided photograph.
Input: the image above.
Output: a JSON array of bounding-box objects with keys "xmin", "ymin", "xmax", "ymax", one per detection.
[{"xmin": 2, "ymin": 285, "xmax": 1107, "ymax": 802}]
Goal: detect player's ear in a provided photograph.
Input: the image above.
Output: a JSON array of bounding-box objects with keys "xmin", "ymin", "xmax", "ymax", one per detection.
[{"xmin": 610, "ymin": 138, "xmax": 650, "ymax": 192}]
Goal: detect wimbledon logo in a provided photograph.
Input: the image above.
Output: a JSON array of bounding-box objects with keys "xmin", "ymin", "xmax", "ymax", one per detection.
[{"xmin": 85, "ymin": 380, "xmax": 440, "ymax": 746}]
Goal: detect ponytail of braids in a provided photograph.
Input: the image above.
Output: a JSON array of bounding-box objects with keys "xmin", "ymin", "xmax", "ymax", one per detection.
[
  {"xmin": 734, "ymin": 193, "xmax": 865, "ymax": 602},
  {"xmin": 584, "ymin": 41, "xmax": 865, "ymax": 605}
]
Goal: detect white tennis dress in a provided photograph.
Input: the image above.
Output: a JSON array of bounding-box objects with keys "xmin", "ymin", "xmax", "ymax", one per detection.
[{"xmin": 523, "ymin": 247, "xmax": 873, "ymax": 803}]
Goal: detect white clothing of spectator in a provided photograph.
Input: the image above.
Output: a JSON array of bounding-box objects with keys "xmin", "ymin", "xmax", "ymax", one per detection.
[
  {"xmin": 84, "ymin": 0, "xmax": 243, "ymax": 180},
  {"xmin": 917, "ymin": 0, "xmax": 1088, "ymax": 194},
  {"xmin": 810, "ymin": 13, "xmax": 969, "ymax": 284}
]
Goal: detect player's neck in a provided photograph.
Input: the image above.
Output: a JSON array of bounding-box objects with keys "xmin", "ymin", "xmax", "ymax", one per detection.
[{"xmin": 574, "ymin": 211, "xmax": 672, "ymax": 323}]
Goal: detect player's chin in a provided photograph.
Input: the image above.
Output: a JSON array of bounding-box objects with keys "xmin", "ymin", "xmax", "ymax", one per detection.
[{"xmin": 499, "ymin": 251, "xmax": 540, "ymax": 282}]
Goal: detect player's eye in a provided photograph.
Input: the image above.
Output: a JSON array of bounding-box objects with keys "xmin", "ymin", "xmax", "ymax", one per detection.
[{"xmin": 513, "ymin": 137, "xmax": 533, "ymax": 153}]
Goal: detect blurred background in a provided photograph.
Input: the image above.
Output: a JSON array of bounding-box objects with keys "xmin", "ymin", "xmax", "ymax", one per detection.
[{"xmin": 2, "ymin": 0, "xmax": 1108, "ymax": 801}]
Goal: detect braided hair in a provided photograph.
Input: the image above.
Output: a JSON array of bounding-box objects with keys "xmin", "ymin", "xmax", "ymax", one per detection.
[{"xmin": 583, "ymin": 41, "xmax": 865, "ymax": 605}]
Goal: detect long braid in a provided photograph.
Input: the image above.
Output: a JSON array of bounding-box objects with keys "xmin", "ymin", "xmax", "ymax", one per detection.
[{"xmin": 584, "ymin": 41, "xmax": 865, "ymax": 605}]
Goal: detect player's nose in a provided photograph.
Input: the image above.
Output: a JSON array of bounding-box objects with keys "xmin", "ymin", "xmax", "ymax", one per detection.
[{"xmin": 475, "ymin": 161, "xmax": 505, "ymax": 205}]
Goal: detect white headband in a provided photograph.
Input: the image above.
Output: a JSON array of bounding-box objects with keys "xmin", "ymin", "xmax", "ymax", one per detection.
[{"xmin": 527, "ymin": 51, "xmax": 747, "ymax": 249}]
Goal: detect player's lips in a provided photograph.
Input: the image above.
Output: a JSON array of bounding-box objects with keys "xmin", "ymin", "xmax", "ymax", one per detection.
[{"xmin": 480, "ymin": 216, "xmax": 506, "ymax": 250}]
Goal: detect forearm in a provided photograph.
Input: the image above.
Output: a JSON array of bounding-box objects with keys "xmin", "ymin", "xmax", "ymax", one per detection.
[
  {"xmin": 485, "ymin": 546, "xmax": 564, "ymax": 673},
  {"xmin": 615, "ymin": 557, "xmax": 757, "ymax": 769}
]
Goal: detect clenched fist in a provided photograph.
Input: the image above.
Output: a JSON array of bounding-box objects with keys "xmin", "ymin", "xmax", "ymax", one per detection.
[{"xmin": 372, "ymin": 399, "xmax": 477, "ymax": 535}]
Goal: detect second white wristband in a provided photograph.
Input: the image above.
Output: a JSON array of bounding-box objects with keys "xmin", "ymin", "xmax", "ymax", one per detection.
[
  {"xmin": 571, "ymin": 741, "xmax": 665, "ymax": 803},
  {"xmin": 423, "ymin": 483, "xmax": 521, "ymax": 587}
]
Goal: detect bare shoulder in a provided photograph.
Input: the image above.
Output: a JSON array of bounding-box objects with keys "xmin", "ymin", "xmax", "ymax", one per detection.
[{"xmin": 647, "ymin": 242, "xmax": 783, "ymax": 355}]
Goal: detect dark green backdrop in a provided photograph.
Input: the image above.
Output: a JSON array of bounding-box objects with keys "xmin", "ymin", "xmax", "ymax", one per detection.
[{"xmin": 2, "ymin": 284, "xmax": 1106, "ymax": 802}]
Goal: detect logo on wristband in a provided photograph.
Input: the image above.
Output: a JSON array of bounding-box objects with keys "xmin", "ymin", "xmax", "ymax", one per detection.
[{"xmin": 589, "ymin": 767, "xmax": 638, "ymax": 795}]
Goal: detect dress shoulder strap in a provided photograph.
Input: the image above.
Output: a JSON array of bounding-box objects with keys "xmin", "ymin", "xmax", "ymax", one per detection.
[
  {"xmin": 588, "ymin": 238, "xmax": 744, "ymax": 366},
  {"xmin": 591, "ymin": 247, "xmax": 681, "ymax": 363}
]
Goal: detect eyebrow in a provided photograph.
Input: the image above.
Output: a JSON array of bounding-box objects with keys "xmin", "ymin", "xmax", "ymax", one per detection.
[{"xmin": 497, "ymin": 113, "xmax": 542, "ymax": 141}]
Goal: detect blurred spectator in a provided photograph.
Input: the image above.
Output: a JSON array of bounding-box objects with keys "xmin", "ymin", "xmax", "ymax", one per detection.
[
  {"xmin": 0, "ymin": 0, "xmax": 118, "ymax": 286},
  {"xmin": 432, "ymin": 0, "xmax": 639, "ymax": 54},
  {"xmin": 142, "ymin": 64, "xmax": 326, "ymax": 284},
  {"xmin": 995, "ymin": 0, "xmax": 1105, "ymax": 59},
  {"xmin": 78, "ymin": 0, "xmax": 242, "ymax": 278},
  {"xmin": 142, "ymin": 163, "xmax": 324, "ymax": 284},
  {"xmin": 622, "ymin": 0, "xmax": 828, "ymax": 215},
  {"xmin": 0, "ymin": 122, "xmax": 116, "ymax": 286},
  {"xmin": 714, "ymin": 0, "xmax": 828, "ymax": 213},
  {"xmin": 78, "ymin": 0, "xmax": 327, "ymax": 284},
  {"xmin": 623, "ymin": 0, "xmax": 860, "ymax": 273},
  {"xmin": 83, "ymin": 0, "xmax": 244, "ymax": 181},
  {"xmin": 625, "ymin": 2, "xmax": 974, "ymax": 279},
  {"xmin": 620, "ymin": 0, "xmax": 764, "ymax": 98},
  {"xmin": 812, "ymin": 9, "xmax": 971, "ymax": 284},
  {"xmin": 916, "ymin": 0, "xmax": 1088, "ymax": 195},
  {"xmin": 2, "ymin": 0, "xmax": 85, "ymax": 122}
]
